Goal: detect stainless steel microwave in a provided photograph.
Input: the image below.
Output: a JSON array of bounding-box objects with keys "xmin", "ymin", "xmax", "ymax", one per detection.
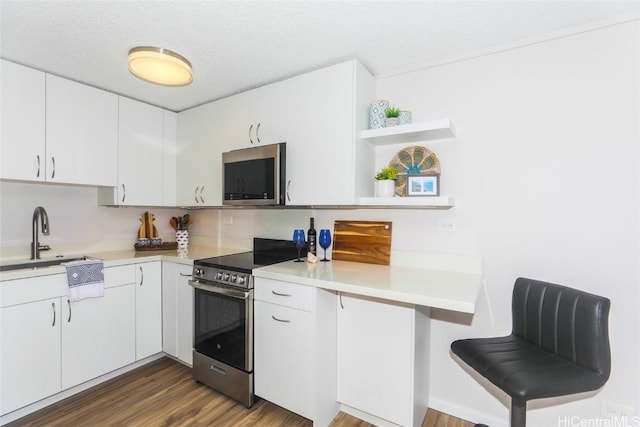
[{"xmin": 222, "ymin": 143, "xmax": 286, "ymax": 206}]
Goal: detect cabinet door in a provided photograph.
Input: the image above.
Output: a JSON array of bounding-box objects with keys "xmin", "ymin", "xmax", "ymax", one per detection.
[
  {"xmin": 0, "ymin": 60, "xmax": 46, "ymax": 182},
  {"xmin": 0, "ymin": 298, "xmax": 61, "ymax": 415},
  {"xmin": 337, "ymin": 293, "xmax": 415, "ymax": 427},
  {"xmin": 61, "ymin": 285, "xmax": 135, "ymax": 389},
  {"xmin": 161, "ymin": 262, "xmax": 178, "ymax": 358},
  {"xmin": 285, "ymin": 61, "xmax": 356, "ymax": 205},
  {"xmin": 117, "ymin": 97, "xmax": 164, "ymax": 205},
  {"xmin": 135, "ymin": 262, "xmax": 163, "ymax": 360},
  {"xmin": 45, "ymin": 74, "xmax": 118, "ymax": 186},
  {"xmin": 163, "ymin": 111, "xmax": 177, "ymax": 206},
  {"xmin": 176, "ymin": 265, "xmax": 194, "ymax": 365},
  {"xmin": 254, "ymin": 300, "xmax": 313, "ymax": 419},
  {"xmin": 177, "ymin": 98, "xmax": 235, "ymax": 206},
  {"xmin": 231, "ymin": 82, "xmax": 288, "ymax": 149}
]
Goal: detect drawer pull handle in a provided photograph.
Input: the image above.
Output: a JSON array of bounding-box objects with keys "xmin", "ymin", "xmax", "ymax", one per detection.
[
  {"xmin": 210, "ymin": 364, "xmax": 227, "ymax": 376},
  {"xmin": 52, "ymin": 302, "xmax": 56, "ymax": 326},
  {"xmin": 271, "ymin": 315, "xmax": 291, "ymax": 323},
  {"xmin": 179, "ymin": 273, "xmax": 192, "ymax": 277},
  {"xmin": 67, "ymin": 299, "xmax": 72, "ymax": 323},
  {"xmin": 271, "ymin": 290, "xmax": 291, "ymax": 297}
]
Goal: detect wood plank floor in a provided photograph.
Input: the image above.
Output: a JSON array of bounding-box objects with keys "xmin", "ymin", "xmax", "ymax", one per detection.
[{"xmin": 8, "ymin": 357, "xmax": 473, "ymax": 427}]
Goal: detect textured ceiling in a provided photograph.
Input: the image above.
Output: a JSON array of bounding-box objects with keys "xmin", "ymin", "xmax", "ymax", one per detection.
[{"xmin": 1, "ymin": 1, "xmax": 638, "ymax": 112}]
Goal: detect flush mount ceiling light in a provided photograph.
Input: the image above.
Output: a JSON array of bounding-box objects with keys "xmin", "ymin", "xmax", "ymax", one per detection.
[{"xmin": 128, "ymin": 46, "xmax": 192, "ymax": 86}]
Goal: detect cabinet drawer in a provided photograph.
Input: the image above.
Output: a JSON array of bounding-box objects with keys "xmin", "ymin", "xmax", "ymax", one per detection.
[
  {"xmin": 254, "ymin": 278, "xmax": 315, "ymax": 312},
  {"xmin": 105, "ymin": 264, "xmax": 136, "ymax": 288}
]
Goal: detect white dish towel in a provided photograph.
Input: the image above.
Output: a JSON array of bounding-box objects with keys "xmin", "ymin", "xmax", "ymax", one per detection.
[{"xmin": 63, "ymin": 259, "xmax": 104, "ymax": 302}]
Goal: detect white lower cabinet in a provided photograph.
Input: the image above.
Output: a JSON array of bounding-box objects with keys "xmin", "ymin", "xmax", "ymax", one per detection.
[
  {"xmin": 135, "ymin": 262, "xmax": 163, "ymax": 360},
  {"xmin": 254, "ymin": 277, "xmax": 338, "ymax": 426},
  {"xmin": 255, "ymin": 300, "xmax": 314, "ymax": 418},
  {"xmin": 336, "ymin": 293, "xmax": 430, "ymax": 427},
  {"xmin": 162, "ymin": 262, "xmax": 194, "ymax": 365},
  {"xmin": 0, "ymin": 296, "xmax": 62, "ymax": 415},
  {"xmin": 0, "ymin": 264, "xmax": 148, "ymax": 417},
  {"xmin": 61, "ymin": 271, "xmax": 136, "ymax": 389}
]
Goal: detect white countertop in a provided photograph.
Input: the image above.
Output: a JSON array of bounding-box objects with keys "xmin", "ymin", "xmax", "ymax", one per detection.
[
  {"xmin": 0, "ymin": 246, "xmax": 241, "ymax": 281},
  {"xmin": 254, "ymin": 259, "xmax": 482, "ymax": 313},
  {"xmin": 2, "ymin": 246, "xmax": 482, "ymax": 314}
]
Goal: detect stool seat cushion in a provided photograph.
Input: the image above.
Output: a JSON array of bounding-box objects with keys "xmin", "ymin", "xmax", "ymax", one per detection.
[{"xmin": 452, "ymin": 334, "xmax": 609, "ymax": 400}]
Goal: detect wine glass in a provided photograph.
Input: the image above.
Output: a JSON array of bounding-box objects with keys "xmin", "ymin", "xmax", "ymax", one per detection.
[
  {"xmin": 292, "ymin": 229, "xmax": 306, "ymax": 262},
  {"xmin": 319, "ymin": 229, "xmax": 332, "ymax": 262}
]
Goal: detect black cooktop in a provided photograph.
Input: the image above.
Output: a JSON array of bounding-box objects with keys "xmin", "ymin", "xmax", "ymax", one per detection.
[{"xmin": 194, "ymin": 238, "xmax": 306, "ymax": 273}]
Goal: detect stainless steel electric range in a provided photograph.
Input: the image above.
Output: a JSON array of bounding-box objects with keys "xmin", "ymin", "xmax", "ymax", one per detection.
[{"xmin": 189, "ymin": 238, "xmax": 303, "ymax": 407}]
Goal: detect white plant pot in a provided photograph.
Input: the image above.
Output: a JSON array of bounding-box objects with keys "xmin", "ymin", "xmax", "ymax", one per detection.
[{"xmin": 376, "ymin": 180, "xmax": 396, "ymax": 198}]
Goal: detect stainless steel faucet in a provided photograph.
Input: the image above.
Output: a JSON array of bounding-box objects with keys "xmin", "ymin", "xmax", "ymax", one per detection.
[{"xmin": 31, "ymin": 206, "xmax": 51, "ymax": 260}]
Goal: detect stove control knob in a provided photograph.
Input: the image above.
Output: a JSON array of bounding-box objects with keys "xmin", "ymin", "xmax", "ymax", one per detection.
[
  {"xmin": 223, "ymin": 272, "xmax": 230, "ymax": 281},
  {"xmin": 237, "ymin": 275, "xmax": 246, "ymax": 285},
  {"xmin": 194, "ymin": 268, "xmax": 202, "ymax": 276},
  {"xmin": 215, "ymin": 271, "xmax": 223, "ymax": 280},
  {"xmin": 230, "ymin": 274, "xmax": 237, "ymax": 283}
]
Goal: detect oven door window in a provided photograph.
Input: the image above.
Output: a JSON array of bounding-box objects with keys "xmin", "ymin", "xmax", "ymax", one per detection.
[{"xmin": 194, "ymin": 288, "xmax": 251, "ymax": 372}]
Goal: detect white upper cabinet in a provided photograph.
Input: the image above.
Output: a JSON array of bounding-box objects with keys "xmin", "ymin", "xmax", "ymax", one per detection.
[
  {"xmin": 0, "ymin": 60, "xmax": 46, "ymax": 182},
  {"xmin": 229, "ymin": 81, "xmax": 288, "ymax": 149},
  {"xmin": 117, "ymin": 97, "xmax": 164, "ymax": 205},
  {"xmin": 175, "ymin": 59, "xmax": 375, "ymax": 207},
  {"xmin": 98, "ymin": 98, "xmax": 176, "ymax": 206},
  {"xmin": 176, "ymin": 98, "xmax": 233, "ymax": 206},
  {"xmin": 163, "ymin": 111, "xmax": 177, "ymax": 206},
  {"xmin": 46, "ymin": 74, "xmax": 118, "ymax": 186},
  {"xmin": 285, "ymin": 60, "xmax": 375, "ymax": 205}
]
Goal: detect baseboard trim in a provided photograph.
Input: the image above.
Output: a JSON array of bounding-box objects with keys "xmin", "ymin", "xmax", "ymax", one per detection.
[{"xmin": 428, "ymin": 397, "xmax": 508, "ymax": 427}]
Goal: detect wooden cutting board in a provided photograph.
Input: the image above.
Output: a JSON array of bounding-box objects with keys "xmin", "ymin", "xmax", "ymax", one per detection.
[{"xmin": 332, "ymin": 220, "xmax": 392, "ymax": 265}]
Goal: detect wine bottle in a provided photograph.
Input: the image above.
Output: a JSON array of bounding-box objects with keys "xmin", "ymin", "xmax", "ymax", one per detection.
[{"xmin": 308, "ymin": 217, "xmax": 317, "ymax": 255}]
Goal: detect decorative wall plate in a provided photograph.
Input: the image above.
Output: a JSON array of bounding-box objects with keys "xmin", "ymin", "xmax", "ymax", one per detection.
[{"xmin": 389, "ymin": 146, "xmax": 441, "ymax": 196}]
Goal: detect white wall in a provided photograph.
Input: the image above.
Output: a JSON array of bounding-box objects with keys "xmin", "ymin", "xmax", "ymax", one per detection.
[
  {"xmin": 378, "ymin": 21, "xmax": 640, "ymax": 426},
  {"xmin": 0, "ymin": 181, "xmax": 184, "ymax": 258},
  {"xmin": 189, "ymin": 20, "xmax": 640, "ymax": 427}
]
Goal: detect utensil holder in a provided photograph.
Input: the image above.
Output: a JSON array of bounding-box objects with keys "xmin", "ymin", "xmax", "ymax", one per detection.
[{"xmin": 176, "ymin": 230, "xmax": 189, "ymax": 248}]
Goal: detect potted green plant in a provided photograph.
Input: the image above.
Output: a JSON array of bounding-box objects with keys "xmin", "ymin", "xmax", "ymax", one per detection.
[
  {"xmin": 375, "ymin": 167, "xmax": 397, "ymax": 197},
  {"xmin": 385, "ymin": 107, "xmax": 401, "ymax": 127}
]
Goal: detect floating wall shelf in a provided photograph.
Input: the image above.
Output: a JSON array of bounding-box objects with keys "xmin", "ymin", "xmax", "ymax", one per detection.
[
  {"xmin": 358, "ymin": 196, "xmax": 455, "ymax": 209},
  {"xmin": 361, "ymin": 118, "xmax": 455, "ymax": 146}
]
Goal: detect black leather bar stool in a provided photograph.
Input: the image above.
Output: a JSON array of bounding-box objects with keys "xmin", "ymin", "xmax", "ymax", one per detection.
[{"xmin": 451, "ymin": 277, "xmax": 611, "ymax": 427}]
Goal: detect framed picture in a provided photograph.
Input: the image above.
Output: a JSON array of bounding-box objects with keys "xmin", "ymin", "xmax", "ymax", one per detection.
[{"xmin": 407, "ymin": 174, "xmax": 440, "ymax": 197}]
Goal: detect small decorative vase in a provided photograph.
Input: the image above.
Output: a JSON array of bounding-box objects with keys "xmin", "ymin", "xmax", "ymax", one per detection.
[
  {"xmin": 398, "ymin": 111, "xmax": 412, "ymax": 125},
  {"xmin": 376, "ymin": 180, "xmax": 396, "ymax": 198},
  {"xmin": 385, "ymin": 117, "xmax": 399, "ymax": 127},
  {"xmin": 369, "ymin": 100, "xmax": 389, "ymax": 129},
  {"xmin": 176, "ymin": 230, "xmax": 189, "ymax": 248}
]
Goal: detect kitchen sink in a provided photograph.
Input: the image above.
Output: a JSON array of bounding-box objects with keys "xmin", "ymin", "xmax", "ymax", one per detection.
[{"xmin": 0, "ymin": 256, "xmax": 90, "ymax": 272}]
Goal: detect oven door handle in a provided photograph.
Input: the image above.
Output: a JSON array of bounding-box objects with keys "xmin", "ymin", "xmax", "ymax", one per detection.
[{"xmin": 189, "ymin": 280, "xmax": 252, "ymax": 300}]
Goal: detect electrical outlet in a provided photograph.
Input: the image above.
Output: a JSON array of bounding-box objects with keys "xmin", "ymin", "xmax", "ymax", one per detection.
[
  {"xmin": 223, "ymin": 216, "xmax": 233, "ymax": 225},
  {"xmin": 437, "ymin": 220, "xmax": 457, "ymax": 232},
  {"xmin": 601, "ymin": 400, "xmax": 635, "ymax": 418}
]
